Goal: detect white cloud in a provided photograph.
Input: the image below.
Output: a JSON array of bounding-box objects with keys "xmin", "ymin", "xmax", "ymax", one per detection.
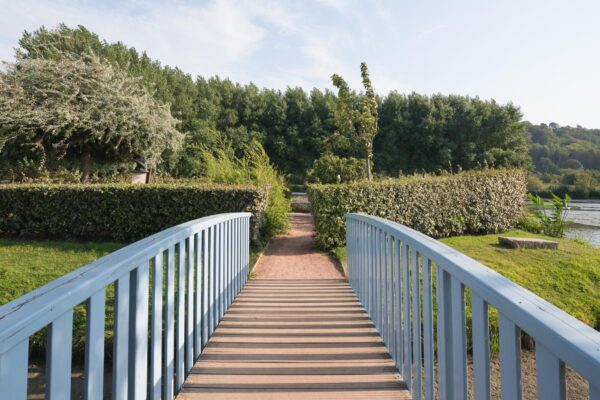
[
  {"xmin": 0, "ymin": 0, "xmax": 265, "ymax": 77},
  {"xmin": 416, "ymin": 24, "xmax": 445, "ymax": 40}
]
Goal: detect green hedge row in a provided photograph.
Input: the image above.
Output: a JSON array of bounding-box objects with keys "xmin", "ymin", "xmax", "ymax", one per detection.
[
  {"xmin": 307, "ymin": 169, "xmax": 527, "ymax": 249},
  {"xmin": 0, "ymin": 184, "xmax": 269, "ymax": 242}
]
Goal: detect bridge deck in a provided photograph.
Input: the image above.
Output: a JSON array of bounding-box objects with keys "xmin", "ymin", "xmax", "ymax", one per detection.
[{"xmin": 177, "ymin": 279, "xmax": 410, "ymax": 399}]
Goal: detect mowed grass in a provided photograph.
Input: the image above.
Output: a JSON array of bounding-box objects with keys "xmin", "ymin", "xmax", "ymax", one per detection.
[
  {"xmin": 0, "ymin": 238, "xmax": 263, "ymax": 358},
  {"xmin": 0, "ymin": 239, "xmax": 123, "ymax": 307},
  {"xmin": 440, "ymin": 230, "xmax": 600, "ymax": 328}
]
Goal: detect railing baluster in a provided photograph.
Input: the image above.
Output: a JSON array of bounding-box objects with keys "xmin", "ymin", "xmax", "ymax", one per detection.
[
  {"xmin": 436, "ymin": 266, "xmax": 453, "ymax": 398},
  {"xmin": 499, "ymin": 313, "xmax": 522, "ymax": 400},
  {"xmin": 195, "ymin": 233, "xmax": 202, "ymax": 358},
  {"xmin": 225, "ymin": 220, "xmax": 231, "ymax": 308},
  {"xmin": 411, "ymin": 249, "xmax": 422, "ymax": 400},
  {"xmin": 386, "ymin": 234, "xmax": 393, "ymax": 350},
  {"xmin": 380, "ymin": 231, "xmax": 387, "ymax": 341},
  {"xmin": 591, "ymin": 385, "xmax": 600, "ymax": 400},
  {"xmin": 402, "ymin": 243, "xmax": 411, "ymax": 390},
  {"xmin": 210, "ymin": 226, "xmax": 217, "ymax": 334},
  {"xmin": 0, "ymin": 339, "xmax": 28, "ymax": 399},
  {"xmin": 219, "ymin": 222, "xmax": 225, "ymax": 320},
  {"xmin": 451, "ymin": 276, "xmax": 467, "ymax": 400},
  {"xmin": 129, "ymin": 263, "xmax": 149, "ymax": 400},
  {"xmin": 164, "ymin": 246, "xmax": 176, "ymax": 399},
  {"xmin": 202, "ymin": 230, "xmax": 210, "ymax": 347},
  {"xmin": 471, "ymin": 293, "xmax": 490, "ymax": 400},
  {"xmin": 85, "ymin": 290, "xmax": 106, "ymax": 400},
  {"xmin": 176, "ymin": 241, "xmax": 186, "ymax": 391},
  {"xmin": 113, "ymin": 274, "xmax": 130, "ymax": 400},
  {"xmin": 535, "ymin": 343, "xmax": 565, "ymax": 399},
  {"xmin": 394, "ymin": 239, "xmax": 403, "ymax": 375},
  {"xmin": 186, "ymin": 236, "xmax": 195, "ymax": 373},
  {"xmin": 46, "ymin": 310, "xmax": 74, "ymax": 399},
  {"xmin": 422, "ymin": 257, "xmax": 434, "ymax": 400},
  {"xmin": 151, "ymin": 254, "xmax": 163, "ymax": 400}
]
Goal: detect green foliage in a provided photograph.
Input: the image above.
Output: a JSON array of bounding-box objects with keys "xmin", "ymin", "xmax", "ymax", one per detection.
[
  {"xmin": 189, "ymin": 140, "xmax": 290, "ymax": 240},
  {"xmin": 0, "ymin": 51, "xmax": 183, "ymax": 182},
  {"xmin": 308, "ymin": 169, "xmax": 527, "ymax": 249},
  {"xmin": 516, "ymin": 212, "xmax": 543, "ymax": 234},
  {"xmin": 306, "ymin": 153, "xmax": 365, "ymax": 184},
  {"xmin": 526, "ymin": 193, "xmax": 571, "ymax": 237},
  {"xmin": 331, "ymin": 62, "xmax": 378, "ymax": 180},
  {"xmin": 0, "ymin": 184, "xmax": 269, "ymax": 242},
  {"xmin": 375, "ymin": 93, "xmax": 531, "ymax": 175},
  {"xmin": 334, "ymin": 229, "xmax": 600, "ymax": 356},
  {"xmin": 0, "ymin": 239, "xmax": 123, "ymax": 358},
  {"xmin": 2, "ymin": 25, "xmax": 535, "ymax": 183}
]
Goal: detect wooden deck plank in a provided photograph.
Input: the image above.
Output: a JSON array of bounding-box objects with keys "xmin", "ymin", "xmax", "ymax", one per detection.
[{"xmin": 177, "ymin": 280, "xmax": 410, "ymax": 400}]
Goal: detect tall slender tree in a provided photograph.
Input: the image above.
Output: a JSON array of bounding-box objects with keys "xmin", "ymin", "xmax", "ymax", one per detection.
[{"xmin": 331, "ymin": 62, "xmax": 379, "ymax": 180}]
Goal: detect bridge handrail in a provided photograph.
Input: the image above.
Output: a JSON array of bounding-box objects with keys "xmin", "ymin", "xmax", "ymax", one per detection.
[
  {"xmin": 0, "ymin": 212, "xmax": 251, "ymax": 399},
  {"xmin": 346, "ymin": 213, "xmax": 600, "ymax": 400}
]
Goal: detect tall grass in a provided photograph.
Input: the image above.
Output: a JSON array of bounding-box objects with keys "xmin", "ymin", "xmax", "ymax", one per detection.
[{"xmin": 195, "ymin": 140, "xmax": 290, "ymax": 241}]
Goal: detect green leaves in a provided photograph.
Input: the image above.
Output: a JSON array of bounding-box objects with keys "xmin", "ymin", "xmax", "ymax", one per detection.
[
  {"xmin": 331, "ymin": 62, "xmax": 379, "ymax": 180},
  {"xmin": 0, "ymin": 183, "xmax": 269, "ymax": 242},
  {"xmin": 308, "ymin": 169, "xmax": 527, "ymax": 249},
  {"xmin": 526, "ymin": 192, "xmax": 571, "ymax": 237}
]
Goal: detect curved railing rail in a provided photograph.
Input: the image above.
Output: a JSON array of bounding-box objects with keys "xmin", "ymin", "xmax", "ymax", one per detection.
[
  {"xmin": 0, "ymin": 212, "xmax": 251, "ymax": 399},
  {"xmin": 346, "ymin": 213, "xmax": 600, "ymax": 400}
]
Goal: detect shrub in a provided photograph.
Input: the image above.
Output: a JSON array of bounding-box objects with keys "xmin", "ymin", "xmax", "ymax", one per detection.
[
  {"xmin": 308, "ymin": 169, "xmax": 527, "ymax": 249},
  {"xmin": 0, "ymin": 183, "xmax": 269, "ymax": 242},
  {"xmin": 526, "ymin": 193, "xmax": 571, "ymax": 237},
  {"xmin": 307, "ymin": 153, "xmax": 365, "ymax": 184}
]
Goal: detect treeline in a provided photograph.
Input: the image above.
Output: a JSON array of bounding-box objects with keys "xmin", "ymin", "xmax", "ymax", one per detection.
[
  {"xmin": 526, "ymin": 123, "xmax": 600, "ymax": 197},
  {"xmin": 2, "ymin": 25, "xmax": 531, "ymax": 182}
]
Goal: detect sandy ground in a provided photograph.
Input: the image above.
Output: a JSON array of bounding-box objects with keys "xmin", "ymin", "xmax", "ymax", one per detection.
[{"xmin": 252, "ymin": 213, "xmax": 345, "ymax": 280}]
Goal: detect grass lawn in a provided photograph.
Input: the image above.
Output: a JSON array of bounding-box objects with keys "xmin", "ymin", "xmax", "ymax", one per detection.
[
  {"xmin": 439, "ymin": 229, "xmax": 600, "ymax": 329},
  {"xmin": 0, "ymin": 238, "xmax": 264, "ymax": 358},
  {"xmin": 333, "ymin": 230, "xmax": 600, "ymax": 329}
]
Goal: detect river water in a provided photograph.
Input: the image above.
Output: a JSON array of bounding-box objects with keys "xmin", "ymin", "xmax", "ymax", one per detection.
[{"xmin": 564, "ymin": 201, "xmax": 600, "ymax": 247}]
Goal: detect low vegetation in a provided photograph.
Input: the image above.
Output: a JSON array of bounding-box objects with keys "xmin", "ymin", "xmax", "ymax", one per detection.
[{"xmin": 308, "ymin": 169, "xmax": 526, "ymax": 249}]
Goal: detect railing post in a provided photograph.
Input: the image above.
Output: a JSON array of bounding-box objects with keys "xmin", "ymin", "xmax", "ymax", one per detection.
[
  {"xmin": 113, "ymin": 274, "xmax": 130, "ymax": 400},
  {"xmin": 499, "ymin": 313, "xmax": 522, "ymax": 400},
  {"xmin": 402, "ymin": 243, "xmax": 411, "ymax": 390},
  {"xmin": 85, "ymin": 290, "xmax": 106, "ymax": 400},
  {"xmin": 129, "ymin": 263, "xmax": 149, "ymax": 400},
  {"xmin": 535, "ymin": 343, "xmax": 565, "ymax": 400},
  {"xmin": 471, "ymin": 293, "xmax": 490, "ymax": 400},
  {"xmin": 411, "ymin": 249, "xmax": 422, "ymax": 400},
  {"xmin": 422, "ymin": 257, "xmax": 435, "ymax": 400},
  {"xmin": 436, "ymin": 266, "xmax": 453, "ymax": 399},
  {"xmin": 151, "ymin": 254, "xmax": 163, "ymax": 400},
  {"xmin": 46, "ymin": 310, "xmax": 74, "ymax": 399},
  {"xmin": 164, "ymin": 246, "xmax": 176, "ymax": 399},
  {"xmin": 0, "ymin": 340, "xmax": 28, "ymax": 399}
]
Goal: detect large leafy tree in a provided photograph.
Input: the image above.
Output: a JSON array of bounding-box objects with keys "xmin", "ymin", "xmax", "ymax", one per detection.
[
  {"xmin": 0, "ymin": 52, "xmax": 184, "ymax": 182},
  {"xmin": 331, "ymin": 62, "xmax": 379, "ymax": 180}
]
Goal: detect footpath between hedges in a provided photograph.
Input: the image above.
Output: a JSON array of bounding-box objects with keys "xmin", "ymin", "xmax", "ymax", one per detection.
[{"xmin": 252, "ymin": 212, "xmax": 345, "ymax": 279}]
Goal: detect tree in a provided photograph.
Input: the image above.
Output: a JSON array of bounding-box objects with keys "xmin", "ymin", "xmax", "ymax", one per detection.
[
  {"xmin": 331, "ymin": 62, "xmax": 378, "ymax": 180},
  {"xmin": 0, "ymin": 52, "xmax": 184, "ymax": 182}
]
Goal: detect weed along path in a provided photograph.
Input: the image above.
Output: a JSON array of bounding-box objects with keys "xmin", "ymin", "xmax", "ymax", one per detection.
[
  {"xmin": 178, "ymin": 212, "xmax": 410, "ymax": 399},
  {"xmin": 252, "ymin": 212, "xmax": 345, "ymax": 279}
]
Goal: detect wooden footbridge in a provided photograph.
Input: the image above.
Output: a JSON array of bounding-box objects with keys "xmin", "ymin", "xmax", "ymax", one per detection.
[{"xmin": 0, "ymin": 212, "xmax": 599, "ymax": 399}]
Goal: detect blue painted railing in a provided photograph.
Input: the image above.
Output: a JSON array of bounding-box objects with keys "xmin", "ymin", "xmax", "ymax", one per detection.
[
  {"xmin": 0, "ymin": 212, "xmax": 251, "ymax": 399},
  {"xmin": 346, "ymin": 213, "xmax": 600, "ymax": 400}
]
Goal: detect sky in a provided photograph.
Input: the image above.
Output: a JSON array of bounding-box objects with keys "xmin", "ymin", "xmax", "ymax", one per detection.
[{"xmin": 1, "ymin": 0, "xmax": 600, "ymax": 127}]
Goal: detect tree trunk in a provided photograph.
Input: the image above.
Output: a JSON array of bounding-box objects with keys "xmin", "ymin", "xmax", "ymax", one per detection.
[
  {"xmin": 80, "ymin": 152, "xmax": 92, "ymax": 184},
  {"xmin": 366, "ymin": 153, "xmax": 373, "ymax": 181}
]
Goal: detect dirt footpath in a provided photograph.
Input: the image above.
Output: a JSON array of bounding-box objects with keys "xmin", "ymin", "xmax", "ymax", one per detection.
[{"xmin": 252, "ymin": 213, "xmax": 345, "ymax": 279}]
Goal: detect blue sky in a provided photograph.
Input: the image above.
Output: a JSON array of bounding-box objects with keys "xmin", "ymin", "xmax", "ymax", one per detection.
[{"xmin": 1, "ymin": 0, "xmax": 599, "ymax": 127}]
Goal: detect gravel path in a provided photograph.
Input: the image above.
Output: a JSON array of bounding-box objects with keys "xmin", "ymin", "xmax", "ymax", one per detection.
[{"xmin": 252, "ymin": 213, "xmax": 345, "ymax": 280}]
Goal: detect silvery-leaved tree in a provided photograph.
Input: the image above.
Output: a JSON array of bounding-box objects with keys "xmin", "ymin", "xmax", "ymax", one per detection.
[
  {"xmin": 331, "ymin": 62, "xmax": 378, "ymax": 180},
  {"xmin": 0, "ymin": 51, "xmax": 184, "ymax": 182}
]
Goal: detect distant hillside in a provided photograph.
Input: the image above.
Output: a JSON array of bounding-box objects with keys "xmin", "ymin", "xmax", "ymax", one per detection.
[{"xmin": 526, "ymin": 122, "xmax": 600, "ymax": 172}]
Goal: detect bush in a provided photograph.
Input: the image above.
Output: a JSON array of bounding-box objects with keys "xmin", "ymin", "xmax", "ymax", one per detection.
[
  {"xmin": 308, "ymin": 169, "xmax": 527, "ymax": 249},
  {"xmin": 0, "ymin": 183, "xmax": 269, "ymax": 242},
  {"xmin": 307, "ymin": 153, "xmax": 365, "ymax": 184},
  {"xmin": 189, "ymin": 140, "xmax": 290, "ymax": 241}
]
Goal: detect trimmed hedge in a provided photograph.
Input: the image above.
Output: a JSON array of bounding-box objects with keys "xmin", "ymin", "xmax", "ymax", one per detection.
[
  {"xmin": 308, "ymin": 169, "xmax": 527, "ymax": 249},
  {"xmin": 0, "ymin": 183, "xmax": 269, "ymax": 242}
]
